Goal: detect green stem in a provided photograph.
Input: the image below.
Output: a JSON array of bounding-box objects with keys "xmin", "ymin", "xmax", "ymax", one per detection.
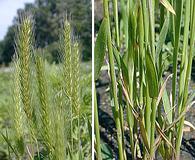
[
  {"xmin": 126, "ymin": 105, "xmax": 135, "ymax": 159},
  {"xmin": 150, "ymin": 98, "xmax": 157, "ymax": 159},
  {"xmin": 172, "ymin": 0, "xmax": 183, "ymax": 110},
  {"xmin": 141, "ymin": 0, "xmax": 149, "ymax": 44},
  {"xmin": 94, "ymin": 87, "xmax": 102, "ymax": 160},
  {"xmin": 103, "ymin": 0, "xmax": 124, "ymax": 159},
  {"xmin": 148, "ymin": 0, "xmax": 155, "ymax": 59},
  {"xmin": 170, "ymin": 2, "xmax": 183, "ymax": 155},
  {"xmin": 112, "ymin": 0, "xmax": 120, "ymax": 48},
  {"xmin": 170, "ymin": 0, "xmax": 175, "ymax": 44},
  {"xmin": 145, "ymin": 86, "xmax": 151, "ymax": 144},
  {"xmin": 119, "ymin": 83, "xmax": 127, "ymax": 160},
  {"xmin": 178, "ymin": 0, "xmax": 190, "ymax": 116},
  {"xmin": 176, "ymin": 1, "xmax": 195, "ymax": 158}
]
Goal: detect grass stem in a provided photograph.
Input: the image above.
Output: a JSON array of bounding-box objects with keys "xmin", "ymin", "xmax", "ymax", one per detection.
[{"xmin": 103, "ymin": 0, "xmax": 124, "ymax": 159}]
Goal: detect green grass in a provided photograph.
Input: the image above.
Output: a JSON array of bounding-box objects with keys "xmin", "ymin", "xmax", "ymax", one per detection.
[
  {"xmin": 1, "ymin": 12, "xmax": 91, "ymax": 160},
  {"xmin": 0, "ymin": 61, "xmax": 91, "ymax": 159},
  {"xmin": 0, "ymin": 70, "xmax": 12, "ymax": 153},
  {"xmin": 0, "ymin": 71, "xmax": 11, "ymax": 121},
  {"xmin": 0, "ymin": 13, "xmax": 91, "ymax": 159},
  {"xmin": 95, "ymin": 0, "xmax": 195, "ymax": 159}
]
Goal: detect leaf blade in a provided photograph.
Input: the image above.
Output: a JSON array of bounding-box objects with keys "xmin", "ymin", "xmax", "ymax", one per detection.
[
  {"xmin": 94, "ymin": 18, "xmax": 108, "ymax": 80},
  {"xmin": 146, "ymin": 51, "xmax": 158, "ymax": 98},
  {"xmin": 156, "ymin": 14, "xmax": 170, "ymax": 57}
]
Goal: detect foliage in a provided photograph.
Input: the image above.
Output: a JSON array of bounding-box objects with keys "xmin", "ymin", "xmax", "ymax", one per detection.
[
  {"xmin": 0, "ymin": 0, "xmax": 91, "ymax": 64},
  {"xmin": 0, "ymin": 26, "xmax": 16, "ymax": 64},
  {"xmin": 0, "ymin": 13, "xmax": 91, "ymax": 159},
  {"xmin": 95, "ymin": 0, "xmax": 195, "ymax": 159}
]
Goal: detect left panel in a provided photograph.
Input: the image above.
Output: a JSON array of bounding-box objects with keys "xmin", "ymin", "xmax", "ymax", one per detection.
[{"xmin": 0, "ymin": 0, "xmax": 92, "ymax": 159}]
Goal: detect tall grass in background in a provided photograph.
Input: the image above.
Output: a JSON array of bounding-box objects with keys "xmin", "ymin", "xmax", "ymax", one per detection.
[
  {"xmin": 95, "ymin": 0, "xmax": 195, "ymax": 159},
  {"xmin": 1, "ymin": 12, "xmax": 91, "ymax": 160}
]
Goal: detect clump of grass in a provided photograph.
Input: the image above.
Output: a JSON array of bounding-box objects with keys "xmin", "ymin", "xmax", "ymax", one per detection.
[{"xmin": 95, "ymin": 0, "xmax": 195, "ymax": 159}]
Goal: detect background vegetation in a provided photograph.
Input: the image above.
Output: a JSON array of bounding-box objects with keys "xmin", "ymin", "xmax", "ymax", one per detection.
[{"xmin": 0, "ymin": 0, "xmax": 92, "ymax": 64}]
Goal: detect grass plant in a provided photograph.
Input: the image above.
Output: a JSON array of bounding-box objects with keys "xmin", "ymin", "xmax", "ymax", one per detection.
[
  {"xmin": 95, "ymin": 0, "xmax": 195, "ymax": 159},
  {"xmin": 1, "ymin": 12, "xmax": 91, "ymax": 160}
]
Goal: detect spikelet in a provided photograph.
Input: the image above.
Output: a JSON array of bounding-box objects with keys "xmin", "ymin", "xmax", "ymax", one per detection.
[
  {"xmin": 60, "ymin": 18, "xmax": 72, "ymax": 144},
  {"xmin": 61, "ymin": 19, "xmax": 72, "ymax": 98},
  {"xmin": 15, "ymin": 13, "xmax": 38, "ymax": 159},
  {"xmin": 15, "ymin": 13, "xmax": 34, "ymax": 120},
  {"xmin": 35, "ymin": 54, "xmax": 53, "ymax": 153},
  {"xmin": 71, "ymin": 41, "xmax": 81, "ymax": 154},
  {"xmin": 60, "ymin": 18, "xmax": 81, "ymax": 152},
  {"xmin": 60, "ymin": 19, "xmax": 81, "ymax": 115}
]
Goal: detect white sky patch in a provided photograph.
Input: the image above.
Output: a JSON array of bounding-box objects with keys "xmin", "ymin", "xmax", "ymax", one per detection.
[{"xmin": 0, "ymin": 0, "xmax": 34, "ymax": 40}]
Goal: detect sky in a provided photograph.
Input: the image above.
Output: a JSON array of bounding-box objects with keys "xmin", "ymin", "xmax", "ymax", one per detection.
[{"xmin": 0, "ymin": 0, "xmax": 34, "ymax": 40}]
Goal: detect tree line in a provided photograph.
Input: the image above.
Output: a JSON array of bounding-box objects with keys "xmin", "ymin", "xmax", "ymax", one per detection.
[{"xmin": 0, "ymin": 0, "xmax": 91, "ymax": 64}]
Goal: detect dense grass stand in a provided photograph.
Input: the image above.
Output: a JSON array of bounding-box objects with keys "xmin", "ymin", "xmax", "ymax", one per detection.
[
  {"xmin": 95, "ymin": 0, "xmax": 195, "ymax": 159},
  {"xmin": 1, "ymin": 13, "xmax": 92, "ymax": 160}
]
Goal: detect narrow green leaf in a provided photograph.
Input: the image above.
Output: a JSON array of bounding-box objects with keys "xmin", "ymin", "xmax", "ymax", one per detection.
[
  {"xmin": 101, "ymin": 142, "xmax": 114, "ymax": 159},
  {"xmin": 156, "ymin": 14, "xmax": 169, "ymax": 58},
  {"xmin": 172, "ymin": 0, "xmax": 183, "ymax": 107},
  {"xmin": 94, "ymin": 18, "xmax": 108, "ymax": 80},
  {"xmin": 160, "ymin": 0, "xmax": 176, "ymax": 15},
  {"xmin": 112, "ymin": 45, "xmax": 121, "ymax": 68},
  {"xmin": 87, "ymin": 119, "xmax": 92, "ymax": 145},
  {"xmin": 1, "ymin": 132, "xmax": 19, "ymax": 158},
  {"xmin": 146, "ymin": 51, "xmax": 158, "ymax": 98},
  {"xmin": 162, "ymin": 89, "xmax": 172, "ymax": 123}
]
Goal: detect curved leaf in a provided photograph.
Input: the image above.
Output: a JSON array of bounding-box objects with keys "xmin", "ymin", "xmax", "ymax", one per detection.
[
  {"xmin": 146, "ymin": 51, "xmax": 158, "ymax": 98},
  {"xmin": 162, "ymin": 89, "xmax": 172, "ymax": 123},
  {"xmin": 160, "ymin": 0, "xmax": 176, "ymax": 15},
  {"xmin": 94, "ymin": 18, "xmax": 108, "ymax": 80},
  {"xmin": 156, "ymin": 14, "xmax": 170, "ymax": 57}
]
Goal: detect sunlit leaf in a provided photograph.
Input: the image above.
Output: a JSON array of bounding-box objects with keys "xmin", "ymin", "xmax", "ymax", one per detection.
[{"xmin": 160, "ymin": 0, "xmax": 176, "ymax": 15}]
